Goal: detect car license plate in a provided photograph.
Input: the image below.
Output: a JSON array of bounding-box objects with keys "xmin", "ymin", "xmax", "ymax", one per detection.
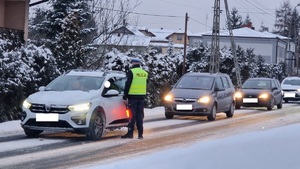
[
  {"xmin": 284, "ymin": 92, "xmax": 295, "ymax": 97},
  {"xmin": 243, "ymin": 98, "xmax": 258, "ymax": 103},
  {"xmin": 36, "ymin": 113, "xmax": 59, "ymax": 122},
  {"xmin": 176, "ymin": 104, "xmax": 192, "ymax": 110}
]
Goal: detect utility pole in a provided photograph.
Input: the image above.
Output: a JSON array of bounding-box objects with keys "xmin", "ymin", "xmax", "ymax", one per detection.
[
  {"xmin": 182, "ymin": 13, "xmax": 188, "ymax": 76},
  {"xmin": 209, "ymin": 0, "xmax": 242, "ymax": 86},
  {"xmin": 209, "ymin": 0, "xmax": 221, "ymax": 73},
  {"xmin": 224, "ymin": 0, "xmax": 242, "ymax": 87}
]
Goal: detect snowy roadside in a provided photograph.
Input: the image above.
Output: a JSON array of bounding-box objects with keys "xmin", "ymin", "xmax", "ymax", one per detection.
[{"xmin": 0, "ymin": 107, "xmax": 165, "ymax": 137}]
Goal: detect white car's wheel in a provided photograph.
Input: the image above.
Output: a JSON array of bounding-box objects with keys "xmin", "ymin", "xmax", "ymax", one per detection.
[
  {"xmin": 24, "ymin": 129, "xmax": 43, "ymax": 137},
  {"xmin": 86, "ymin": 111, "xmax": 105, "ymax": 141}
]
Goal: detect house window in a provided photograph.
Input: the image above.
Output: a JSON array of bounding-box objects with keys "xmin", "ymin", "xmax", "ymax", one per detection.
[{"xmin": 177, "ymin": 35, "xmax": 183, "ymax": 40}]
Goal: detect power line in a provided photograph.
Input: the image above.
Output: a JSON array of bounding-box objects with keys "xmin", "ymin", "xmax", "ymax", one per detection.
[
  {"xmin": 190, "ymin": 17, "xmax": 212, "ymax": 29},
  {"xmin": 93, "ymin": 6, "xmax": 183, "ymax": 18},
  {"xmin": 157, "ymin": 0, "xmax": 212, "ymax": 11},
  {"xmin": 244, "ymin": 0, "xmax": 276, "ymax": 18}
]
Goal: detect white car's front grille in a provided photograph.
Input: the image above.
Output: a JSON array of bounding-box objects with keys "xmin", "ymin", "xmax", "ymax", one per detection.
[{"xmin": 30, "ymin": 104, "xmax": 69, "ymax": 114}]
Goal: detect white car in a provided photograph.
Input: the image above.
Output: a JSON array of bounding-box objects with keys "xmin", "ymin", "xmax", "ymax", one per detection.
[
  {"xmin": 21, "ymin": 70, "xmax": 129, "ymax": 140},
  {"xmin": 281, "ymin": 76, "xmax": 300, "ymax": 103}
]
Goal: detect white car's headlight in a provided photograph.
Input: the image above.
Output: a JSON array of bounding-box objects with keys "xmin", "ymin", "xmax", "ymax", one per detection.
[
  {"xmin": 198, "ymin": 96, "xmax": 210, "ymax": 103},
  {"xmin": 68, "ymin": 102, "xmax": 91, "ymax": 112},
  {"xmin": 23, "ymin": 99, "xmax": 31, "ymax": 109},
  {"xmin": 297, "ymin": 89, "xmax": 300, "ymax": 92}
]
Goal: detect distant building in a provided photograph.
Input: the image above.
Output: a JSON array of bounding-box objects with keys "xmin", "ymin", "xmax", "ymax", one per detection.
[
  {"xmin": 0, "ymin": 0, "xmax": 30, "ymax": 43},
  {"xmin": 95, "ymin": 26, "xmax": 191, "ymax": 54},
  {"xmin": 191, "ymin": 27, "xmax": 294, "ymax": 74}
]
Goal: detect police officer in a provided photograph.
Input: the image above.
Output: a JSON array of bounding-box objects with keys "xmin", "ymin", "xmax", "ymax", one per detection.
[{"xmin": 121, "ymin": 58, "xmax": 148, "ymax": 140}]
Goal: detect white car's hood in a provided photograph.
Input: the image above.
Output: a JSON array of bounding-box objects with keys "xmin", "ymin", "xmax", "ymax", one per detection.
[{"xmin": 27, "ymin": 90, "xmax": 98, "ymax": 105}]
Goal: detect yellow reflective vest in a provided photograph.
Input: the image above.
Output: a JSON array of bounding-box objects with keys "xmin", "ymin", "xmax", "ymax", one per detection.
[{"xmin": 128, "ymin": 68, "xmax": 148, "ymax": 95}]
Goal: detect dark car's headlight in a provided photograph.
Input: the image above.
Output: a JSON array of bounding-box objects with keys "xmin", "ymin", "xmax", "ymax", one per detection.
[
  {"xmin": 234, "ymin": 91, "xmax": 243, "ymax": 99},
  {"xmin": 198, "ymin": 96, "xmax": 210, "ymax": 103},
  {"xmin": 258, "ymin": 93, "xmax": 269, "ymax": 99},
  {"xmin": 164, "ymin": 94, "xmax": 173, "ymax": 102}
]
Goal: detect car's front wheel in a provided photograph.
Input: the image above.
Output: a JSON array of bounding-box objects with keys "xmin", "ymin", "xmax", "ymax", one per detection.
[
  {"xmin": 207, "ymin": 103, "xmax": 217, "ymax": 121},
  {"xmin": 235, "ymin": 103, "xmax": 241, "ymax": 109},
  {"xmin": 86, "ymin": 110, "xmax": 105, "ymax": 141},
  {"xmin": 165, "ymin": 112, "xmax": 174, "ymax": 119},
  {"xmin": 24, "ymin": 129, "xmax": 43, "ymax": 137},
  {"xmin": 267, "ymin": 97, "xmax": 274, "ymax": 110},
  {"xmin": 277, "ymin": 99, "xmax": 283, "ymax": 109},
  {"xmin": 225, "ymin": 102, "xmax": 234, "ymax": 118}
]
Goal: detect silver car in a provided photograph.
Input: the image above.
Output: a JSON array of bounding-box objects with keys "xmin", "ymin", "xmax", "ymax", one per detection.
[
  {"xmin": 281, "ymin": 76, "xmax": 300, "ymax": 103},
  {"xmin": 163, "ymin": 72, "xmax": 235, "ymax": 121}
]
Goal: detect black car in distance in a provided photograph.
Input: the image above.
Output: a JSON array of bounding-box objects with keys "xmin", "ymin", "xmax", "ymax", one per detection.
[{"xmin": 234, "ymin": 78, "xmax": 283, "ymax": 110}]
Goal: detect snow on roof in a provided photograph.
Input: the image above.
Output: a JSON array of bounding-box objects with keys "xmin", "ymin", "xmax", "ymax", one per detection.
[
  {"xmin": 150, "ymin": 42, "xmax": 184, "ymax": 48},
  {"xmin": 201, "ymin": 27, "xmax": 288, "ymax": 39},
  {"xmin": 94, "ymin": 34, "xmax": 151, "ymax": 47}
]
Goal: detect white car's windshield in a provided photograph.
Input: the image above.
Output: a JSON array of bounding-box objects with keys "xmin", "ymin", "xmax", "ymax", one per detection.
[
  {"xmin": 175, "ymin": 76, "xmax": 214, "ymax": 90},
  {"xmin": 282, "ymin": 79, "xmax": 300, "ymax": 85},
  {"xmin": 45, "ymin": 75, "xmax": 104, "ymax": 91}
]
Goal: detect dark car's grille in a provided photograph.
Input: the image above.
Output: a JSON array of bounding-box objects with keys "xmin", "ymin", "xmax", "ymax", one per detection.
[
  {"xmin": 244, "ymin": 94, "xmax": 259, "ymax": 98},
  {"xmin": 30, "ymin": 104, "xmax": 69, "ymax": 114},
  {"xmin": 174, "ymin": 98, "xmax": 197, "ymax": 103}
]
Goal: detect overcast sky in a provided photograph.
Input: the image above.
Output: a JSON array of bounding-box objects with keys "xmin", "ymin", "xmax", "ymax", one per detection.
[
  {"xmin": 129, "ymin": 0, "xmax": 300, "ymax": 33},
  {"xmin": 29, "ymin": 0, "xmax": 300, "ymax": 33}
]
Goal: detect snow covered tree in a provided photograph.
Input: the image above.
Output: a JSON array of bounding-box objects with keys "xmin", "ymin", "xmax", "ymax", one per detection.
[
  {"xmin": 187, "ymin": 44, "xmax": 210, "ymax": 73},
  {"xmin": 144, "ymin": 51, "xmax": 179, "ymax": 107},
  {"xmin": 29, "ymin": 0, "xmax": 97, "ymax": 73},
  {"xmin": 0, "ymin": 41, "xmax": 57, "ymax": 122},
  {"xmin": 256, "ymin": 56, "xmax": 269, "ymax": 77}
]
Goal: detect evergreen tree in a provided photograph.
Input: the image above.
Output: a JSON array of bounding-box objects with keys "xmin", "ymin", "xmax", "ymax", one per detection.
[
  {"xmin": 29, "ymin": 0, "xmax": 97, "ymax": 73},
  {"xmin": 227, "ymin": 7, "xmax": 243, "ymax": 29},
  {"xmin": 187, "ymin": 44, "xmax": 210, "ymax": 72},
  {"xmin": 256, "ymin": 56, "xmax": 269, "ymax": 77},
  {"xmin": 273, "ymin": 1, "xmax": 293, "ymax": 37}
]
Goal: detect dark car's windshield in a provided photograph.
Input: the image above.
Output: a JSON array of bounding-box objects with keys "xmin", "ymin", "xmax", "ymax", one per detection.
[
  {"xmin": 242, "ymin": 79, "xmax": 270, "ymax": 89},
  {"xmin": 175, "ymin": 76, "xmax": 214, "ymax": 90},
  {"xmin": 45, "ymin": 75, "xmax": 104, "ymax": 91},
  {"xmin": 282, "ymin": 79, "xmax": 300, "ymax": 85}
]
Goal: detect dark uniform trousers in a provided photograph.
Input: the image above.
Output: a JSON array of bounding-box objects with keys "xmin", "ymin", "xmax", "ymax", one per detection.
[{"xmin": 127, "ymin": 98, "xmax": 145, "ymax": 136}]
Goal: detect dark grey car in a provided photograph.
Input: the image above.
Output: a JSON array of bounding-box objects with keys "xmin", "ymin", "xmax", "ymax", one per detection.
[{"xmin": 163, "ymin": 72, "xmax": 235, "ymax": 121}]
